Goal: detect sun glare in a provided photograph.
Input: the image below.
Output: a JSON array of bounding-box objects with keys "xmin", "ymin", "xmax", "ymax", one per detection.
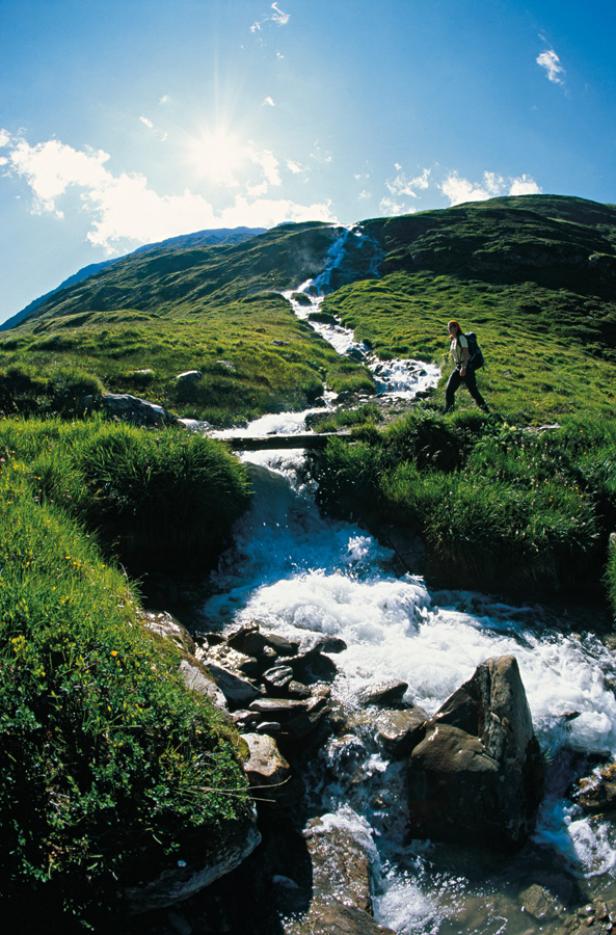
[{"xmin": 185, "ymin": 128, "xmax": 246, "ymax": 185}]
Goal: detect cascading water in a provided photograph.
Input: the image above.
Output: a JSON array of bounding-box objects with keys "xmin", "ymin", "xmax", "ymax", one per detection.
[{"xmin": 201, "ymin": 230, "xmax": 616, "ymax": 933}]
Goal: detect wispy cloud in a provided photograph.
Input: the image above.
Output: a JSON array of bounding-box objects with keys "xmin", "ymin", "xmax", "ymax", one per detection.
[
  {"xmin": 536, "ymin": 48, "xmax": 565, "ymax": 85},
  {"xmin": 440, "ymin": 170, "xmax": 541, "ymax": 206},
  {"xmin": 138, "ymin": 115, "xmax": 168, "ymax": 141},
  {"xmin": 0, "ymin": 128, "xmax": 11, "ymax": 148},
  {"xmin": 358, "ymin": 189, "xmax": 371, "ymax": 201},
  {"xmin": 310, "ymin": 141, "xmax": 333, "ymax": 165},
  {"xmin": 262, "ymin": 96, "xmax": 276, "ymax": 107},
  {"xmin": 159, "ymin": 94, "xmax": 171, "ymax": 105},
  {"xmin": 287, "ymin": 159, "xmax": 305, "ymax": 175},
  {"xmin": 386, "ymin": 165, "xmax": 431, "ymax": 197},
  {"xmin": 251, "ymin": 2, "xmax": 290, "ymax": 33},
  {"xmin": 1, "ymin": 131, "xmax": 337, "ymax": 250},
  {"xmin": 379, "ymin": 196, "xmax": 413, "ymax": 216},
  {"xmin": 271, "ymin": 2, "xmax": 290, "ymax": 26}
]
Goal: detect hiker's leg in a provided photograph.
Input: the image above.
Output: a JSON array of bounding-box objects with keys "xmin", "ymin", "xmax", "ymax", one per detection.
[
  {"xmin": 445, "ymin": 369, "xmax": 460, "ymax": 411},
  {"xmin": 464, "ymin": 367, "xmax": 488, "ymax": 410}
]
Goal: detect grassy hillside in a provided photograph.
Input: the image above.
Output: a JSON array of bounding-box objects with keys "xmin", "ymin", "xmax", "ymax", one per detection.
[
  {"xmin": 0, "ymin": 223, "xmax": 375, "ymax": 424},
  {"xmin": 324, "ymin": 196, "xmax": 616, "ymax": 422},
  {"xmin": 0, "ymin": 426, "xmax": 251, "ymax": 925},
  {"xmin": 1, "ymin": 195, "xmax": 615, "ymax": 426}
]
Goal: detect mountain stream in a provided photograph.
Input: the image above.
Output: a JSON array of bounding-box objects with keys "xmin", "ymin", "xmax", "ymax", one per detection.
[{"xmin": 200, "ymin": 228, "xmax": 616, "ymax": 934}]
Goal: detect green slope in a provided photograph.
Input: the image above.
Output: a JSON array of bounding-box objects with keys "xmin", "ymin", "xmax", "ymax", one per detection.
[{"xmin": 1, "ymin": 195, "xmax": 615, "ymax": 425}]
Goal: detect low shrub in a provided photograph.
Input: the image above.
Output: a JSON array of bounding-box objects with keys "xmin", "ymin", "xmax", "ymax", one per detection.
[
  {"xmin": 0, "ymin": 364, "xmax": 103, "ymax": 417},
  {"xmin": 0, "ymin": 419, "xmax": 252, "ymax": 574},
  {"xmin": 0, "ymin": 464, "xmax": 249, "ymax": 924}
]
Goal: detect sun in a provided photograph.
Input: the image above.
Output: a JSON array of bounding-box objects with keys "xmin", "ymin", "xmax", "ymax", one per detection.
[{"xmin": 185, "ymin": 127, "xmax": 247, "ymax": 185}]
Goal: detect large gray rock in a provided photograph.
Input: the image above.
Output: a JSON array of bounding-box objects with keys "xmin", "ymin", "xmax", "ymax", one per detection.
[
  {"xmin": 375, "ymin": 706, "xmax": 428, "ymax": 758},
  {"xmin": 408, "ymin": 655, "xmax": 544, "ymax": 849},
  {"xmin": 102, "ymin": 393, "xmax": 177, "ymax": 427},
  {"xmin": 124, "ymin": 811, "xmax": 261, "ymax": 913},
  {"xmin": 206, "ymin": 662, "xmax": 262, "ymax": 708},
  {"xmin": 358, "ymin": 679, "xmax": 408, "ymax": 707},
  {"xmin": 282, "ymin": 816, "xmax": 395, "ymax": 935},
  {"xmin": 179, "ymin": 658, "xmax": 227, "ymax": 711},
  {"xmin": 242, "ymin": 732, "xmax": 295, "ymax": 805}
]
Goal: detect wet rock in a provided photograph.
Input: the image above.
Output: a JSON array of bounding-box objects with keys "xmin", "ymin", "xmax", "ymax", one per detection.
[
  {"xmin": 230, "ymin": 709, "xmax": 260, "ymax": 731},
  {"xmin": 573, "ymin": 762, "xmax": 616, "ymax": 816},
  {"xmin": 375, "ymin": 706, "xmax": 428, "ymax": 757},
  {"xmin": 314, "ymin": 635, "xmax": 347, "ymax": 654},
  {"xmin": 142, "ymin": 610, "xmax": 196, "ymax": 655},
  {"xmin": 263, "ymin": 665, "xmax": 294, "ymax": 694},
  {"xmin": 206, "ymin": 662, "xmax": 262, "ymax": 708},
  {"xmin": 123, "ymin": 809, "xmax": 261, "ymax": 913},
  {"xmin": 408, "ymin": 655, "xmax": 544, "ymax": 849},
  {"xmin": 303, "ymin": 817, "xmax": 373, "ymax": 913},
  {"xmin": 249, "ymin": 693, "xmax": 330, "ymax": 742},
  {"xmin": 201, "ymin": 642, "xmax": 260, "ymax": 679},
  {"xmin": 101, "ymin": 392, "xmax": 177, "ymax": 427},
  {"xmin": 175, "ymin": 370, "xmax": 202, "ymax": 383},
  {"xmin": 358, "ymin": 679, "xmax": 408, "ymax": 707},
  {"xmin": 280, "ymin": 646, "xmax": 338, "ymax": 683},
  {"xmin": 226, "ymin": 622, "xmax": 299, "ymax": 660},
  {"xmin": 178, "ymin": 658, "xmax": 228, "ymax": 710},
  {"xmin": 256, "ymin": 721, "xmax": 283, "ymax": 735},
  {"xmin": 285, "ymin": 901, "xmax": 394, "ymax": 934},
  {"xmin": 287, "ymin": 680, "xmax": 312, "ymax": 699},
  {"xmin": 519, "ymin": 883, "xmax": 564, "ymax": 921},
  {"xmin": 242, "ymin": 732, "xmax": 293, "ymax": 803}
]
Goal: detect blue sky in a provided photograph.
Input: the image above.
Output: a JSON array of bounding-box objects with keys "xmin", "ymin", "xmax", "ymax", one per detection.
[{"xmin": 0, "ymin": 0, "xmax": 615, "ymax": 322}]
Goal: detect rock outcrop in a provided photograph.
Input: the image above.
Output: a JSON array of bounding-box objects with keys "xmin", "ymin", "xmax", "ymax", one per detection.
[
  {"xmin": 408, "ymin": 655, "xmax": 543, "ymax": 848},
  {"xmin": 101, "ymin": 392, "xmax": 178, "ymax": 427}
]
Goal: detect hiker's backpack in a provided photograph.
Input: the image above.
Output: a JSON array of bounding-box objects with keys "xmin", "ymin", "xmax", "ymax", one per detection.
[{"xmin": 465, "ymin": 332, "xmax": 484, "ymax": 369}]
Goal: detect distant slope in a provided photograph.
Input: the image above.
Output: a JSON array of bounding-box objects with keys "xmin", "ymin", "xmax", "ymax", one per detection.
[
  {"xmin": 1, "ymin": 194, "xmax": 615, "ymax": 425},
  {"xmin": 0, "ymin": 226, "xmax": 265, "ymax": 331}
]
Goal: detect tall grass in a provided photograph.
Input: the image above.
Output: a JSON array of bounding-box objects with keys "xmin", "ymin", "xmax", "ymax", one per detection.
[
  {"xmin": 0, "ymin": 418, "xmax": 252, "ymax": 573},
  {"xmin": 312, "ymin": 409, "xmax": 614, "ymax": 601}
]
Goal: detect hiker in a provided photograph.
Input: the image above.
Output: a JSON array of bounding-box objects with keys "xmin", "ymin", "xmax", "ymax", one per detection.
[{"xmin": 444, "ymin": 320, "xmax": 489, "ymax": 413}]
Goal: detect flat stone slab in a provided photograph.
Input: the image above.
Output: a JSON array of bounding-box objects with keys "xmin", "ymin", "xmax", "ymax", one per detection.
[{"xmin": 357, "ymin": 680, "xmax": 408, "ymax": 707}]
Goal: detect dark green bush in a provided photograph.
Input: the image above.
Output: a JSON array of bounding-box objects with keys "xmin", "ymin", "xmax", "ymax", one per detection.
[{"xmin": 0, "ymin": 364, "xmax": 103, "ymax": 417}]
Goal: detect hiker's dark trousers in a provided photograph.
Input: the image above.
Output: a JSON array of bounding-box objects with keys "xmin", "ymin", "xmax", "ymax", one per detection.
[{"xmin": 445, "ymin": 365, "xmax": 487, "ymax": 410}]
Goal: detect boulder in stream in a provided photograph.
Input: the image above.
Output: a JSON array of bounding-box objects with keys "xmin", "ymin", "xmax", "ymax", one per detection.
[{"xmin": 408, "ymin": 655, "xmax": 544, "ymax": 849}]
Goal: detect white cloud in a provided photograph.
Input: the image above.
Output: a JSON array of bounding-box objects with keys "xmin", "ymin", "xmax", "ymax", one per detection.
[
  {"xmin": 276, "ymin": 50, "xmax": 285, "ymax": 60},
  {"xmin": 251, "ymin": 2, "xmax": 289, "ymax": 33},
  {"xmin": 440, "ymin": 170, "xmax": 541, "ymax": 205},
  {"xmin": 379, "ymin": 196, "xmax": 412, "ymax": 216},
  {"xmin": 310, "ymin": 141, "xmax": 333, "ymax": 164},
  {"xmin": 536, "ymin": 48, "xmax": 565, "ymax": 85},
  {"xmin": 287, "ymin": 159, "xmax": 305, "ymax": 175},
  {"xmin": 354, "ymin": 172, "xmax": 370, "ymax": 181},
  {"xmin": 271, "ymin": 3, "xmax": 290, "ymax": 26},
  {"xmin": 139, "ymin": 115, "xmax": 168, "ymax": 141},
  {"xmin": 0, "ymin": 128, "xmax": 11, "ymax": 148},
  {"xmin": 509, "ymin": 174, "xmax": 542, "ymax": 196},
  {"xmin": 3, "ymin": 132, "xmax": 337, "ymax": 251},
  {"xmin": 0, "ymin": 157, "xmax": 8, "ymax": 166},
  {"xmin": 358, "ymin": 190, "xmax": 371, "ymax": 201},
  {"xmin": 159, "ymin": 94, "xmax": 171, "ymax": 105},
  {"xmin": 262, "ymin": 95, "xmax": 276, "ymax": 107},
  {"xmin": 139, "ymin": 115, "xmax": 154, "ymax": 129},
  {"xmin": 386, "ymin": 166, "xmax": 431, "ymax": 198}
]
